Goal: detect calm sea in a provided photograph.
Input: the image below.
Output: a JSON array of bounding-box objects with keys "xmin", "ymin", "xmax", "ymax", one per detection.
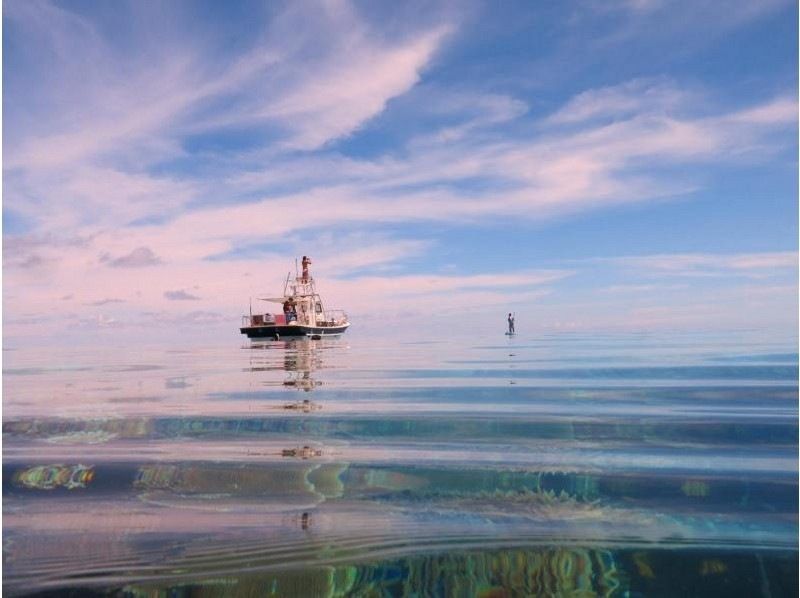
[{"xmin": 3, "ymin": 330, "xmax": 798, "ymax": 596}]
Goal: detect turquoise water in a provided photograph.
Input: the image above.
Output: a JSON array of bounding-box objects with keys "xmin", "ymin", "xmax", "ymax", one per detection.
[{"xmin": 3, "ymin": 331, "xmax": 798, "ymax": 596}]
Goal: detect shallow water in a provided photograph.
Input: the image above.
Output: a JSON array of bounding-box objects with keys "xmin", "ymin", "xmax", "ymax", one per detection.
[{"xmin": 3, "ymin": 331, "xmax": 798, "ymax": 596}]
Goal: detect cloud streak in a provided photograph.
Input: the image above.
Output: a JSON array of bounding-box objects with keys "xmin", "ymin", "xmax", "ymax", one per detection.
[{"xmin": 607, "ymin": 251, "xmax": 798, "ymax": 277}]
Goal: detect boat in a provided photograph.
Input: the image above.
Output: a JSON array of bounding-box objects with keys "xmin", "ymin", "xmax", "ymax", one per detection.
[{"xmin": 240, "ymin": 256, "xmax": 350, "ymax": 339}]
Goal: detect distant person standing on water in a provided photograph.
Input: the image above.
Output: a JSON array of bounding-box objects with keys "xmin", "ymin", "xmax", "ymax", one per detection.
[{"xmin": 507, "ymin": 313, "xmax": 515, "ymax": 334}]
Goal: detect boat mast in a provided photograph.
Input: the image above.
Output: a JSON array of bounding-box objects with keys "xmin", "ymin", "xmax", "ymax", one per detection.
[{"xmin": 298, "ymin": 256, "xmax": 315, "ymax": 325}]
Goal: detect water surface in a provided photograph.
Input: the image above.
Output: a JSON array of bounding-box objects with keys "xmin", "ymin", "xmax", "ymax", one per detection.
[{"xmin": 3, "ymin": 331, "xmax": 797, "ymax": 596}]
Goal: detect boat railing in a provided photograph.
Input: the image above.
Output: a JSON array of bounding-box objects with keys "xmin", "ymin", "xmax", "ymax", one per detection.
[
  {"xmin": 319, "ymin": 309, "xmax": 348, "ymax": 326},
  {"xmin": 242, "ymin": 313, "xmax": 277, "ymax": 327}
]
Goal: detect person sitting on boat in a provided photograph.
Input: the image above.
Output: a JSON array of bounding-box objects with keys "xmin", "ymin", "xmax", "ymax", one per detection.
[
  {"xmin": 283, "ymin": 300, "xmax": 295, "ymax": 323},
  {"xmin": 507, "ymin": 313, "xmax": 515, "ymax": 334}
]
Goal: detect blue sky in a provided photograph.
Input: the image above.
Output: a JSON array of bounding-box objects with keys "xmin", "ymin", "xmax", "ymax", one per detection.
[{"xmin": 2, "ymin": 0, "xmax": 798, "ymax": 345}]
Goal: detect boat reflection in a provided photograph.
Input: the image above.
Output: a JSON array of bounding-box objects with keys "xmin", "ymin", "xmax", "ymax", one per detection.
[
  {"xmin": 245, "ymin": 338, "xmax": 330, "ymax": 392},
  {"xmin": 281, "ymin": 339, "xmax": 323, "ymax": 392}
]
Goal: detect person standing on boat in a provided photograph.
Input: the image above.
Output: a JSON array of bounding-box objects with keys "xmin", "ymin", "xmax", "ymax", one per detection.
[
  {"xmin": 507, "ymin": 313, "xmax": 515, "ymax": 334},
  {"xmin": 302, "ymin": 256, "xmax": 311, "ymax": 282}
]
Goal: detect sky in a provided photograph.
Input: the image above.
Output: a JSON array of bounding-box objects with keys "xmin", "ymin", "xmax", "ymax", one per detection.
[{"xmin": 2, "ymin": 0, "xmax": 798, "ymax": 346}]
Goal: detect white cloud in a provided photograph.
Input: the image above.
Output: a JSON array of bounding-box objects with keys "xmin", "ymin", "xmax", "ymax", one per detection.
[
  {"xmin": 261, "ymin": 26, "xmax": 453, "ymax": 149},
  {"xmin": 545, "ymin": 78, "xmax": 693, "ymax": 125},
  {"xmin": 606, "ymin": 251, "xmax": 798, "ymax": 277},
  {"xmin": 725, "ymin": 97, "xmax": 799, "ymax": 125},
  {"xmin": 4, "ymin": 1, "xmax": 452, "ymax": 181}
]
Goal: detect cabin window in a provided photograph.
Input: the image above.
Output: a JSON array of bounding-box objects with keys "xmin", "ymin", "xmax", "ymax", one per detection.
[{"xmin": 315, "ymin": 303, "xmax": 323, "ymax": 314}]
